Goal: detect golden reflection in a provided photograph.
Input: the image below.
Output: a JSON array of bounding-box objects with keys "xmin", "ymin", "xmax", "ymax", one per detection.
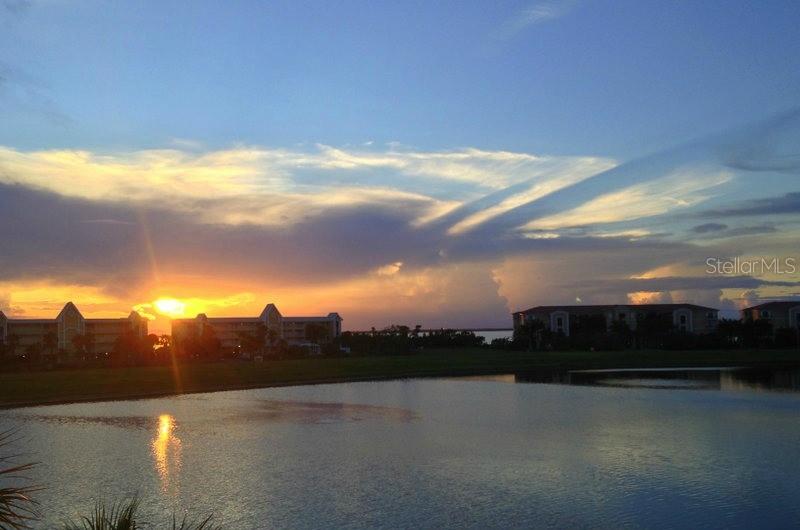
[{"xmin": 151, "ymin": 414, "xmax": 182, "ymax": 493}]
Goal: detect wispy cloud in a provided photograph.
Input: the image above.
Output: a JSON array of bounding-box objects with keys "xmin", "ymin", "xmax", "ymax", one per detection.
[
  {"xmin": 522, "ymin": 168, "xmax": 732, "ymax": 231},
  {"xmin": 0, "ymin": 144, "xmax": 611, "ymax": 228},
  {"xmin": 494, "ymin": 1, "xmax": 576, "ymax": 40},
  {"xmin": 1, "ymin": 0, "xmax": 30, "ymax": 15}
]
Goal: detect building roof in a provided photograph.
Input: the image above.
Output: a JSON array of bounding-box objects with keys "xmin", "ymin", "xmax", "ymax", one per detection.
[
  {"xmin": 742, "ymin": 301, "xmax": 800, "ymax": 311},
  {"xmin": 3, "ymin": 318, "xmax": 57, "ymax": 324},
  {"xmin": 283, "ymin": 315, "xmax": 340, "ymax": 322},
  {"xmin": 515, "ymin": 303, "xmax": 718, "ymax": 314}
]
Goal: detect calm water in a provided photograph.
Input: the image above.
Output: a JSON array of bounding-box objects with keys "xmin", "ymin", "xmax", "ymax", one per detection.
[{"xmin": 2, "ymin": 370, "xmax": 800, "ymax": 528}]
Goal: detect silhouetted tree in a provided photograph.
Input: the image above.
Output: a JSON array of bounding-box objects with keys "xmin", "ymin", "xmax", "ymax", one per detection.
[
  {"xmin": 197, "ymin": 325, "xmax": 221, "ymax": 360},
  {"xmin": 42, "ymin": 331, "xmax": 58, "ymax": 362},
  {"xmin": 305, "ymin": 323, "xmax": 329, "ymax": 345},
  {"xmin": 24, "ymin": 343, "xmax": 42, "ymax": 363},
  {"xmin": 71, "ymin": 332, "xmax": 94, "ymax": 359},
  {"xmin": 514, "ymin": 320, "xmax": 544, "ymax": 351},
  {"xmin": 4, "ymin": 334, "xmax": 20, "ymax": 360}
]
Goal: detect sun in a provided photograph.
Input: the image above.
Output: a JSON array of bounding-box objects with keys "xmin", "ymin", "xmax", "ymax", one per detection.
[{"xmin": 153, "ymin": 298, "xmax": 187, "ymax": 318}]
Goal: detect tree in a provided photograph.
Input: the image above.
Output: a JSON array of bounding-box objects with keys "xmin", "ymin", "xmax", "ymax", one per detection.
[
  {"xmin": 252, "ymin": 324, "xmax": 268, "ymax": 357},
  {"xmin": 4, "ymin": 334, "xmax": 20, "ymax": 360},
  {"xmin": 197, "ymin": 325, "xmax": 221, "ymax": 360},
  {"xmin": 514, "ymin": 321, "xmax": 544, "ymax": 351},
  {"xmin": 716, "ymin": 318, "xmax": 743, "ymax": 348},
  {"xmin": 42, "ymin": 331, "xmax": 58, "ymax": 361},
  {"xmin": 265, "ymin": 327, "xmax": 279, "ymax": 356},
  {"xmin": 24, "ymin": 343, "xmax": 42, "ymax": 363},
  {"xmin": 71, "ymin": 333, "xmax": 94, "ymax": 359},
  {"xmin": 144, "ymin": 334, "xmax": 159, "ymax": 361},
  {"xmin": 305, "ymin": 323, "xmax": 329, "ymax": 345},
  {"xmin": 158, "ymin": 335, "xmax": 172, "ymax": 348}
]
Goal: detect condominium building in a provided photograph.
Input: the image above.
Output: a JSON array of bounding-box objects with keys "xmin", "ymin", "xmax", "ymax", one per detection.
[
  {"xmin": 513, "ymin": 303, "xmax": 719, "ymax": 337},
  {"xmin": 741, "ymin": 301, "xmax": 800, "ymax": 329},
  {"xmin": 171, "ymin": 303, "xmax": 342, "ymax": 354},
  {"xmin": 0, "ymin": 302, "xmax": 148, "ymax": 356}
]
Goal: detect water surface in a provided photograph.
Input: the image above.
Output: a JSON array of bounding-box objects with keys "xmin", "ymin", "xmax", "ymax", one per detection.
[{"xmin": 1, "ymin": 374, "xmax": 799, "ymax": 528}]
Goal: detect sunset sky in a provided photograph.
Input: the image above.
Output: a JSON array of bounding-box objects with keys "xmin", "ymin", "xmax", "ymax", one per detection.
[{"xmin": 1, "ymin": 1, "xmax": 800, "ymax": 333}]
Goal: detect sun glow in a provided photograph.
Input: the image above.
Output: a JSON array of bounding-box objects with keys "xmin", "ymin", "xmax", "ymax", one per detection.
[{"xmin": 153, "ymin": 298, "xmax": 186, "ymax": 318}]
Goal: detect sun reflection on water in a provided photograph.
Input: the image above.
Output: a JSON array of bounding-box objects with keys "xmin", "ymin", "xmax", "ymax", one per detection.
[{"xmin": 151, "ymin": 414, "xmax": 182, "ymax": 493}]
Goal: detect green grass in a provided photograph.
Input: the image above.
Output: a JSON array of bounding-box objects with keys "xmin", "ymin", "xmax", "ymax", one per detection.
[{"xmin": 1, "ymin": 348, "xmax": 799, "ymax": 408}]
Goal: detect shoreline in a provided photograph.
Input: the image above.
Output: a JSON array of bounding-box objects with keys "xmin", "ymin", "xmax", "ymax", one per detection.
[
  {"xmin": 1, "ymin": 348, "xmax": 799, "ymax": 410},
  {"xmin": 0, "ymin": 368, "xmax": 514, "ymax": 410}
]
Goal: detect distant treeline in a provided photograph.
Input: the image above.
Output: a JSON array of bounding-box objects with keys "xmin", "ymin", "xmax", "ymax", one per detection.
[
  {"xmin": 2, "ymin": 318, "xmax": 797, "ymax": 374},
  {"xmin": 338, "ymin": 325, "xmax": 486, "ymax": 355}
]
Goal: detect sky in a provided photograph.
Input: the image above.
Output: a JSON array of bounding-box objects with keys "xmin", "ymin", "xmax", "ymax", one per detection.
[{"xmin": 1, "ymin": 0, "xmax": 799, "ymax": 333}]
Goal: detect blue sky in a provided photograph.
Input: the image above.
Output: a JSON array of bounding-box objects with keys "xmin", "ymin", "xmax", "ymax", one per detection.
[
  {"xmin": 1, "ymin": 0, "xmax": 799, "ymax": 330},
  {"xmin": 4, "ymin": 1, "xmax": 799, "ymax": 156}
]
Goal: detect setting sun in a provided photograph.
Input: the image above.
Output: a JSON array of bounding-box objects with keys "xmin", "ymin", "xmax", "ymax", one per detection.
[{"xmin": 154, "ymin": 298, "xmax": 186, "ymax": 318}]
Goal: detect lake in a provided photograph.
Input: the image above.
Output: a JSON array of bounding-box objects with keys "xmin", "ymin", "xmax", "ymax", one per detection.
[{"xmin": 1, "ymin": 368, "xmax": 800, "ymax": 528}]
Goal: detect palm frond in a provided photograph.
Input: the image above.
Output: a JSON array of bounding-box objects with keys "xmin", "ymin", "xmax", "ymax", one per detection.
[
  {"xmin": 63, "ymin": 497, "xmax": 140, "ymax": 530},
  {"xmin": 0, "ymin": 429, "xmax": 41, "ymax": 529}
]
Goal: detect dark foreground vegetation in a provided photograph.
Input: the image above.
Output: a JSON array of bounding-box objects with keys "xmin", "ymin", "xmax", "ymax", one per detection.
[{"xmin": 1, "ymin": 347, "xmax": 799, "ymax": 409}]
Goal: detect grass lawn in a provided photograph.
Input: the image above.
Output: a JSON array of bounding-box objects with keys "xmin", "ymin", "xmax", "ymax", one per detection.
[{"xmin": 1, "ymin": 347, "xmax": 799, "ymax": 408}]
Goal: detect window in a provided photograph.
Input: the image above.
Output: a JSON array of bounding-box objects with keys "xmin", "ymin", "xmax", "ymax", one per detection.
[
  {"xmin": 556, "ymin": 317, "xmax": 563, "ymax": 327},
  {"xmin": 761, "ymin": 310, "xmax": 771, "ymax": 318},
  {"xmin": 619, "ymin": 313, "xmax": 626, "ymax": 320},
  {"xmin": 679, "ymin": 315, "xmax": 686, "ymax": 324},
  {"xmin": 707, "ymin": 312, "xmax": 715, "ymax": 320}
]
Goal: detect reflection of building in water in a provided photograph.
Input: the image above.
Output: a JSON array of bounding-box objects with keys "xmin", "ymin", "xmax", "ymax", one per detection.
[{"xmin": 152, "ymin": 414, "xmax": 181, "ymax": 493}]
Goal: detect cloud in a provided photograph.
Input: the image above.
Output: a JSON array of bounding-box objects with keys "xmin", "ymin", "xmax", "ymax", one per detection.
[
  {"xmin": 722, "ymin": 109, "xmax": 800, "ymax": 174},
  {"xmin": 0, "ymin": 144, "xmax": 610, "ymax": 229},
  {"xmin": 374, "ymin": 262, "xmax": 404, "ymax": 276},
  {"xmin": 1, "ymin": 0, "xmax": 30, "ymax": 15},
  {"xmin": 133, "ymin": 292, "xmax": 256, "ymax": 321},
  {"xmin": 690, "ymin": 223, "xmax": 778, "ymax": 240},
  {"xmin": 697, "ymin": 192, "xmax": 800, "ymax": 218},
  {"xmin": 523, "ymin": 168, "xmax": 731, "ymax": 230},
  {"xmin": 494, "ymin": 1, "xmax": 576, "ymax": 40},
  {"xmin": 692, "ymin": 223, "xmax": 728, "ymax": 234},
  {"xmin": 1, "ymin": 109, "xmax": 799, "ymax": 328},
  {"xmin": 0, "ymin": 62, "xmax": 70, "ymax": 126}
]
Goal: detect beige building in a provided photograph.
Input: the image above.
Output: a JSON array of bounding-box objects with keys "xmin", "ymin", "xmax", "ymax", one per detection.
[
  {"xmin": 741, "ymin": 301, "xmax": 800, "ymax": 329},
  {"xmin": 0, "ymin": 302, "xmax": 148, "ymax": 356},
  {"xmin": 171, "ymin": 303, "xmax": 342, "ymax": 354},
  {"xmin": 513, "ymin": 304, "xmax": 719, "ymax": 336}
]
